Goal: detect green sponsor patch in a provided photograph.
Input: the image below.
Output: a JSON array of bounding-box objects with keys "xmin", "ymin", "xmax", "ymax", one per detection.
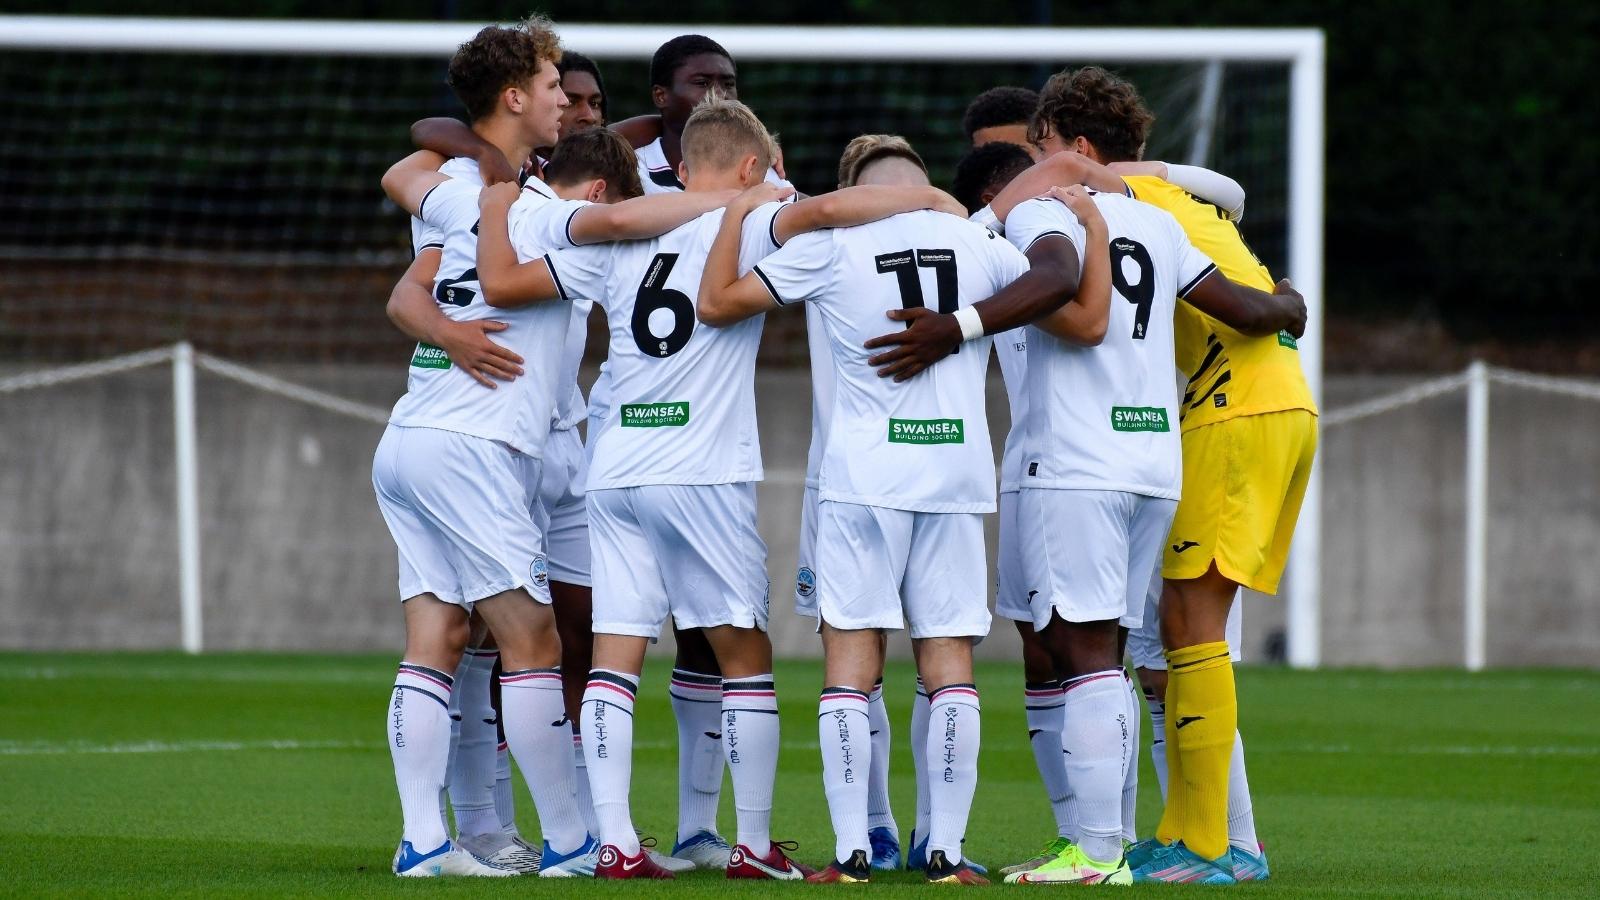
[
  {"xmin": 888, "ymin": 418, "xmax": 964, "ymax": 444},
  {"xmin": 621, "ymin": 402, "xmax": 690, "ymax": 427},
  {"xmin": 410, "ymin": 342, "xmax": 450, "ymax": 369},
  {"xmin": 1110, "ymin": 406, "xmax": 1171, "ymax": 433},
  {"xmin": 1278, "ymin": 331, "xmax": 1299, "ymax": 349}
]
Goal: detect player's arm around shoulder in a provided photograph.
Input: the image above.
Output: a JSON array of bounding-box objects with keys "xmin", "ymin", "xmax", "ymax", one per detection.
[
  {"xmin": 1184, "ymin": 272, "xmax": 1307, "ymax": 338},
  {"xmin": 474, "ymin": 182, "xmax": 559, "ymax": 308},
  {"xmin": 697, "ymin": 184, "xmax": 792, "ymax": 326},
  {"xmin": 569, "ymin": 188, "xmax": 747, "ymax": 245},
  {"xmin": 1110, "ymin": 161, "xmax": 1246, "ymax": 221},
  {"xmin": 382, "ymin": 150, "xmax": 451, "ymax": 218},
  {"xmin": 991, "ymin": 150, "xmax": 1125, "ymax": 223},
  {"xmin": 773, "ymin": 185, "xmax": 964, "ymax": 245},
  {"xmin": 1033, "ymin": 186, "xmax": 1110, "ymax": 346}
]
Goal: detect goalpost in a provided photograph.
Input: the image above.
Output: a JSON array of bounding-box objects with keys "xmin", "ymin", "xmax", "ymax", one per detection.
[{"xmin": 0, "ymin": 17, "xmax": 1326, "ymax": 664}]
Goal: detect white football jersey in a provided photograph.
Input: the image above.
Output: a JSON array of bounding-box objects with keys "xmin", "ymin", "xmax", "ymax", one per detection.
[
  {"xmin": 1005, "ymin": 192, "xmax": 1218, "ymax": 499},
  {"xmin": 546, "ymin": 201, "xmax": 791, "ymax": 489},
  {"xmin": 386, "ymin": 170, "xmax": 570, "ymax": 457},
  {"xmin": 504, "ymin": 190, "xmax": 599, "ymax": 431},
  {"xmin": 754, "ymin": 210, "xmax": 1029, "ymax": 513},
  {"xmin": 802, "ymin": 301, "xmax": 833, "ymax": 491},
  {"xmin": 635, "ymin": 137, "xmax": 790, "ymax": 195},
  {"xmin": 994, "ymin": 327, "xmax": 1028, "ymax": 493}
]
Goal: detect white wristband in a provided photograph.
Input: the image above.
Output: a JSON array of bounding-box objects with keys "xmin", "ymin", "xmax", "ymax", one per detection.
[{"xmin": 953, "ymin": 306, "xmax": 986, "ymax": 342}]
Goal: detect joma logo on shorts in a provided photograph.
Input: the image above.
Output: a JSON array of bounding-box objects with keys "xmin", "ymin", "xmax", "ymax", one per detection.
[
  {"xmin": 621, "ymin": 402, "xmax": 690, "ymax": 427},
  {"xmin": 888, "ymin": 418, "xmax": 964, "ymax": 444},
  {"xmin": 1110, "ymin": 406, "xmax": 1170, "ymax": 433}
]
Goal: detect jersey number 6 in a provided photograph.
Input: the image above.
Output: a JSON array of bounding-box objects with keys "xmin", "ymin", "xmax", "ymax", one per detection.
[{"xmin": 632, "ymin": 252, "xmax": 695, "ymax": 358}]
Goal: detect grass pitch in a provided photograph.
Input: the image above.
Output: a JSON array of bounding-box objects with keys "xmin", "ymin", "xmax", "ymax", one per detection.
[{"xmin": 3, "ymin": 653, "xmax": 1597, "ymax": 897}]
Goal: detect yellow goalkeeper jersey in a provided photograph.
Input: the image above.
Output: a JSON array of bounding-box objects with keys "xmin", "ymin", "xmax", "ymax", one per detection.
[{"xmin": 1123, "ymin": 175, "xmax": 1318, "ymax": 431}]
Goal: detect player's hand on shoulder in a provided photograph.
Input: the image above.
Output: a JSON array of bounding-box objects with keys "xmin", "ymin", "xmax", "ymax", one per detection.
[
  {"xmin": 1273, "ymin": 277, "xmax": 1308, "ymax": 338},
  {"xmin": 734, "ymin": 181, "xmax": 795, "ymax": 211},
  {"xmin": 929, "ymin": 188, "xmax": 968, "ymax": 218},
  {"xmin": 438, "ymin": 318, "xmax": 525, "ymax": 389},
  {"xmin": 864, "ymin": 307, "xmax": 962, "ymax": 383},
  {"xmin": 476, "ymin": 150, "xmax": 521, "ymax": 187},
  {"xmin": 478, "ymin": 180, "xmax": 519, "ymax": 212},
  {"xmin": 1048, "ymin": 184, "xmax": 1104, "ymax": 229}
]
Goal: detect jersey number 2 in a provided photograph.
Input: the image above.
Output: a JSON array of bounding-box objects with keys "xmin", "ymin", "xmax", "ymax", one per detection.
[
  {"xmin": 875, "ymin": 249, "xmax": 960, "ymax": 354},
  {"xmin": 1110, "ymin": 237, "xmax": 1156, "ymax": 340},
  {"xmin": 632, "ymin": 252, "xmax": 694, "ymax": 358}
]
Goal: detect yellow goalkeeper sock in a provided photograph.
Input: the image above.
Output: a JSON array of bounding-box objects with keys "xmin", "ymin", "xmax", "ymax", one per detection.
[
  {"xmin": 1153, "ymin": 666, "xmax": 1184, "ymax": 847},
  {"xmin": 1164, "ymin": 641, "xmax": 1236, "ymax": 862}
]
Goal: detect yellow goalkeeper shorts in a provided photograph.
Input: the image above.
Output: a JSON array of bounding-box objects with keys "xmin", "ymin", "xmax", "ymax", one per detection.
[{"xmin": 1162, "ymin": 409, "xmax": 1317, "ymax": 594}]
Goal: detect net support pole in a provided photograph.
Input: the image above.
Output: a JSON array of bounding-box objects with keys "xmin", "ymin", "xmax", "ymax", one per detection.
[
  {"xmin": 1284, "ymin": 32, "xmax": 1326, "ymax": 669},
  {"xmin": 1463, "ymin": 360, "xmax": 1489, "ymax": 671},
  {"xmin": 172, "ymin": 341, "xmax": 204, "ymax": 654}
]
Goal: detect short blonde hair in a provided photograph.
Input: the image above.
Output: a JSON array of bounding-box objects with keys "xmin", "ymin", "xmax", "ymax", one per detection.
[
  {"xmin": 837, "ymin": 134, "xmax": 926, "ymax": 188},
  {"xmin": 681, "ymin": 95, "xmax": 777, "ymax": 176}
]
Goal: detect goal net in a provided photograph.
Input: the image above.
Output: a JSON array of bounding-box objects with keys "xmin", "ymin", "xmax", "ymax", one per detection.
[{"xmin": 0, "ymin": 18, "xmax": 1324, "ymax": 659}]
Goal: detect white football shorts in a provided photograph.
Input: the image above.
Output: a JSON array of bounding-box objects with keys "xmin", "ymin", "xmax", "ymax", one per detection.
[
  {"xmin": 533, "ymin": 425, "xmax": 591, "ymax": 587},
  {"xmin": 995, "ymin": 490, "xmax": 1031, "ymax": 622},
  {"xmin": 814, "ymin": 500, "xmax": 990, "ymax": 640},
  {"xmin": 372, "ymin": 424, "xmax": 551, "ymax": 608},
  {"xmin": 588, "ymin": 482, "xmax": 770, "ymax": 638},
  {"xmin": 1019, "ymin": 488, "xmax": 1176, "ymax": 632},
  {"xmin": 1126, "ymin": 565, "xmax": 1245, "ymax": 670},
  {"xmin": 794, "ymin": 484, "xmax": 820, "ymax": 618}
]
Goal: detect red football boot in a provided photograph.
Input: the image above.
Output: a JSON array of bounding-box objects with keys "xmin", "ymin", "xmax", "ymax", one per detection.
[
  {"xmin": 595, "ymin": 843, "xmax": 676, "ymax": 880},
  {"xmin": 727, "ymin": 840, "xmax": 814, "ymax": 880}
]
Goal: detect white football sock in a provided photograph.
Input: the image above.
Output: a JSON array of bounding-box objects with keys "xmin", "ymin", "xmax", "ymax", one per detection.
[
  {"xmin": 581, "ymin": 669, "xmax": 640, "ymax": 855},
  {"xmin": 722, "ymin": 675, "xmax": 779, "ymax": 855},
  {"xmin": 448, "ymin": 648, "xmax": 500, "ymax": 837},
  {"xmin": 1060, "ymin": 670, "xmax": 1127, "ymax": 865},
  {"xmin": 493, "ymin": 743, "xmax": 517, "ymax": 835},
  {"xmin": 500, "ymin": 667, "xmax": 586, "ymax": 854},
  {"xmin": 571, "ymin": 730, "xmax": 600, "ymax": 836},
  {"xmin": 925, "ymin": 683, "xmax": 981, "ymax": 864},
  {"xmin": 670, "ymin": 668, "xmax": 724, "ymax": 842},
  {"xmin": 866, "ymin": 679, "xmax": 897, "ymax": 836},
  {"xmin": 818, "ymin": 687, "xmax": 872, "ymax": 865},
  {"xmin": 1145, "ymin": 687, "xmax": 1169, "ymax": 799},
  {"xmin": 910, "ymin": 677, "xmax": 931, "ymax": 842},
  {"xmin": 390, "ymin": 662, "xmax": 454, "ymax": 852},
  {"xmin": 1122, "ymin": 672, "xmax": 1142, "ymax": 842},
  {"xmin": 1228, "ymin": 730, "xmax": 1260, "ymax": 853},
  {"xmin": 1024, "ymin": 680, "xmax": 1073, "ymax": 838}
]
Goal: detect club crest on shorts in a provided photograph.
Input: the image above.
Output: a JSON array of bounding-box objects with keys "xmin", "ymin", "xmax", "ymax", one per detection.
[
  {"xmin": 530, "ymin": 555, "xmax": 549, "ymax": 587},
  {"xmin": 796, "ymin": 566, "xmax": 816, "ymax": 598}
]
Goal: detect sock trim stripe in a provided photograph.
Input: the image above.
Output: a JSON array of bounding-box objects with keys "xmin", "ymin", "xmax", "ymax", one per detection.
[
  {"xmin": 397, "ymin": 663, "xmax": 452, "ymax": 689},
  {"xmin": 464, "ymin": 648, "xmax": 500, "ymax": 658},
  {"xmin": 1025, "ymin": 703, "xmax": 1066, "ymax": 712},
  {"xmin": 930, "ymin": 686, "xmax": 980, "ymax": 702},
  {"xmin": 722, "ymin": 678, "xmax": 775, "ymax": 690},
  {"xmin": 819, "ymin": 691, "xmax": 869, "ymax": 704},
  {"xmin": 588, "ymin": 670, "xmax": 640, "ymax": 691},
  {"xmin": 1064, "ymin": 671, "xmax": 1124, "ymax": 692},
  {"xmin": 585, "ymin": 680, "xmax": 637, "ymax": 702},
  {"xmin": 1169, "ymin": 651, "xmax": 1231, "ymax": 671},
  {"xmin": 668, "ymin": 690, "xmax": 723, "ymax": 703},
  {"xmin": 669, "ymin": 669, "xmax": 722, "ymax": 686},
  {"xmin": 497, "ymin": 741, "xmax": 508, "ymax": 751},
  {"xmin": 723, "ymin": 689, "xmax": 778, "ymax": 699},
  {"xmin": 1024, "ymin": 687, "xmax": 1064, "ymax": 698},
  {"xmin": 500, "ymin": 671, "xmax": 562, "ymax": 685},
  {"xmin": 393, "ymin": 683, "xmax": 448, "ymax": 708}
]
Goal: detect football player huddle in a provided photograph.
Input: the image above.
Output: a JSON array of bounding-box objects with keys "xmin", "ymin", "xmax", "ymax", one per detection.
[{"xmin": 373, "ymin": 14, "xmax": 1315, "ymax": 888}]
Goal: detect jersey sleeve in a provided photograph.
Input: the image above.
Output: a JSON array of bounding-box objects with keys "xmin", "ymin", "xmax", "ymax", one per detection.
[
  {"xmin": 544, "ymin": 243, "xmax": 612, "ymax": 306},
  {"xmin": 1168, "ymin": 214, "xmax": 1221, "ymax": 300},
  {"xmin": 409, "ymin": 216, "xmax": 442, "ymax": 255},
  {"xmin": 987, "ymin": 233, "xmax": 1032, "ymax": 291},
  {"xmin": 507, "ymin": 197, "xmax": 592, "ymax": 261},
  {"xmin": 750, "ymin": 229, "xmax": 834, "ymax": 307},
  {"xmin": 1004, "ymin": 197, "xmax": 1087, "ymax": 261},
  {"xmin": 737, "ymin": 200, "xmax": 791, "ymax": 272},
  {"xmin": 416, "ymin": 178, "xmax": 479, "ymax": 233}
]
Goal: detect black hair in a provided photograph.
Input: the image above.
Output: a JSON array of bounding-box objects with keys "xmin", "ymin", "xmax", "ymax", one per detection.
[
  {"xmin": 961, "ymin": 86, "xmax": 1040, "ymax": 140},
  {"xmin": 649, "ymin": 34, "xmax": 733, "ymax": 89},
  {"xmin": 558, "ymin": 50, "xmax": 606, "ymax": 104},
  {"xmin": 952, "ymin": 141, "xmax": 1034, "ymax": 215}
]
